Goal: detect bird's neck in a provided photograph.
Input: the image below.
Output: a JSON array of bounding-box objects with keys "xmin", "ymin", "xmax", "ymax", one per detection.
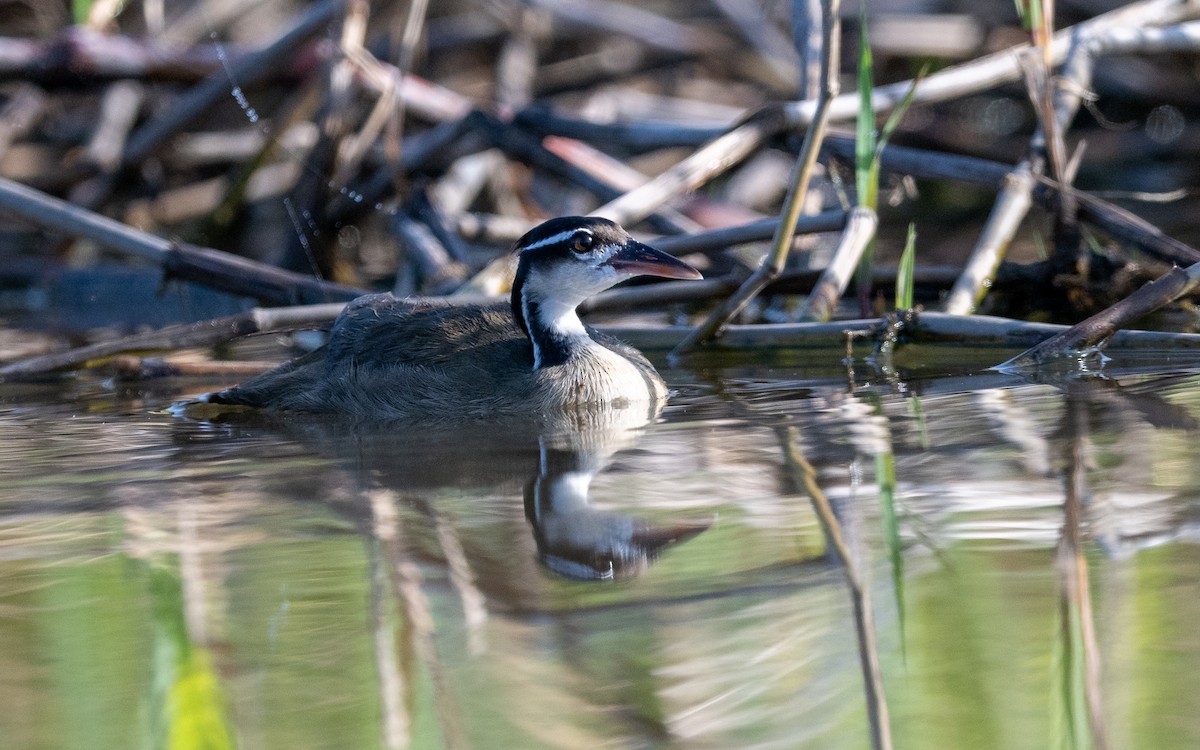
[{"xmin": 519, "ymin": 293, "xmax": 591, "ymax": 369}]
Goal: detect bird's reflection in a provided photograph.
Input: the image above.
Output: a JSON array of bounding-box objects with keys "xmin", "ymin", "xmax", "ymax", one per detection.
[
  {"xmin": 179, "ymin": 404, "xmax": 709, "ymax": 582},
  {"xmin": 526, "ymin": 439, "xmax": 708, "ymax": 581}
]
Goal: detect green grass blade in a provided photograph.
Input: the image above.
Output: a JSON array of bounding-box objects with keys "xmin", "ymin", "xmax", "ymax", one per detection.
[
  {"xmin": 896, "ymin": 222, "xmax": 917, "ymax": 310},
  {"xmin": 855, "ymin": 10, "xmax": 876, "ymax": 210},
  {"xmin": 854, "ymin": 10, "xmax": 878, "ymax": 311}
]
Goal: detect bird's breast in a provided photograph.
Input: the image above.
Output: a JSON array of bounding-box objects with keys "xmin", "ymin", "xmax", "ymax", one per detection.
[{"xmin": 534, "ymin": 341, "xmax": 666, "ymax": 410}]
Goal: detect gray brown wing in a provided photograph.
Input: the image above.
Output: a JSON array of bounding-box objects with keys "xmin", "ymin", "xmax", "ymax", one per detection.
[{"xmin": 324, "ymin": 293, "xmax": 532, "ymax": 371}]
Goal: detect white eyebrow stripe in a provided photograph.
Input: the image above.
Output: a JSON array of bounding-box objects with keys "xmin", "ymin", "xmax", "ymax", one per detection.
[{"xmin": 522, "ymin": 228, "xmax": 584, "ymax": 251}]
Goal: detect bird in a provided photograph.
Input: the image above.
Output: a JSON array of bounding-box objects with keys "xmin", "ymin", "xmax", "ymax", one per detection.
[{"xmin": 196, "ymin": 216, "xmax": 702, "ymax": 421}]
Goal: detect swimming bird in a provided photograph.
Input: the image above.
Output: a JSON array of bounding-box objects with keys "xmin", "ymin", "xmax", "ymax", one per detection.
[{"xmin": 199, "ymin": 216, "xmax": 701, "ymax": 420}]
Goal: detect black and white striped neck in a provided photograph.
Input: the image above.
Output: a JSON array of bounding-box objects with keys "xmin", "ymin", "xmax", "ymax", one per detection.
[{"xmin": 516, "ymin": 288, "xmax": 591, "ymax": 369}]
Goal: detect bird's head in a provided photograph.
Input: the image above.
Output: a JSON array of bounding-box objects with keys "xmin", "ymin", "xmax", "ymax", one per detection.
[{"xmin": 511, "ymin": 216, "xmax": 701, "ymax": 336}]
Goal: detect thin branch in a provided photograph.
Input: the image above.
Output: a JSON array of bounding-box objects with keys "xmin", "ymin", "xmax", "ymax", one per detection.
[{"xmin": 0, "ymin": 304, "xmax": 348, "ymax": 379}]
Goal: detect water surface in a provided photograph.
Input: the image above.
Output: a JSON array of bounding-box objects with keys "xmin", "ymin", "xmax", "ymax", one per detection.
[{"xmin": 3, "ymin": 358, "xmax": 1200, "ymax": 749}]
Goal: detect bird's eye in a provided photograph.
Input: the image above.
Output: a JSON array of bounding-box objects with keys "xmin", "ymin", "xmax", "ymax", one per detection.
[{"xmin": 571, "ymin": 230, "xmax": 594, "ymax": 255}]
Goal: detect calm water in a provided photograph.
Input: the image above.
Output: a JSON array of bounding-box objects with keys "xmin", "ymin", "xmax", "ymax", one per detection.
[{"xmin": 3, "ymin": 355, "xmax": 1200, "ymax": 749}]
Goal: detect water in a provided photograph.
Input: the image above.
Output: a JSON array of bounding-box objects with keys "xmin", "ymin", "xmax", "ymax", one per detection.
[{"xmin": 3, "ymin": 360, "xmax": 1200, "ymax": 749}]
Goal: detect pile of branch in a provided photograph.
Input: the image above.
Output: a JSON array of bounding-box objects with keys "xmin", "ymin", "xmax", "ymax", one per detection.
[{"xmin": 2, "ymin": 0, "xmax": 1200, "ymax": 380}]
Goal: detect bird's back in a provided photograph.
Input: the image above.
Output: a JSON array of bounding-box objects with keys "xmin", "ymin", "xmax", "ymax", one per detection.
[
  {"xmin": 208, "ymin": 294, "xmax": 536, "ymax": 417},
  {"xmin": 205, "ymin": 293, "xmax": 667, "ymax": 422}
]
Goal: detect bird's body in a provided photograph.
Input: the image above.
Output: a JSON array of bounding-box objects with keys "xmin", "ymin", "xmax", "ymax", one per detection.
[{"xmin": 200, "ymin": 217, "xmax": 700, "ymax": 421}]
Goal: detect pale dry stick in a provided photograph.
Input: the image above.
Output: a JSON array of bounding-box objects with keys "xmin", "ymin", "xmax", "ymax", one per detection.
[
  {"xmin": 1036, "ymin": 0, "xmax": 1067, "ymax": 185},
  {"xmin": 778, "ymin": 426, "xmax": 893, "ymax": 750},
  {"xmin": 432, "ymin": 150, "xmax": 504, "ymax": 216},
  {"xmin": 324, "ymin": 0, "xmax": 367, "ymax": 148},
  {"xmin": 594, "ymin": 108, "xmax": 784, "ymax": 228},
  {"xmin": 85, "ymin": 0, "xmax": 124, "ymax": 30},
  {"xmin": 542, "ymin": 135, "xmax": 702, "ymax": 234},
  {"xmin": 943, "ymin": 162, "xmax": 1036, "ymax": 314},
  {"xmin": 667, "ymin": 0, "xmax": 841, "ymax": 361},
  {"xmin": 1040, "ymin": 20, "xmax": 1200, "ymax": 171},
  {"xmin": 70, "ymin": 79, "xmax": 149, "ymax": 207},
  {"xmin": 330, "ymin": 0, "xmax": 385, "ymax": 188},
  {"xmin": 496, "ymin": 3, "xmax": 550, "ymax": 112},
  {"xmin": 796, "ymin": 206, "xmax": 878, "ymax": 322},
  {"xmin": 349, "ymin": 53, "xmax": 473, "ymax": 123},
  {"xmin": 597, "ymin": 0, "xmax": 1199, "ymax": 230},
  {"xmin": 143, "ymin": 0, "xmax": 165, "ymax": 37}
]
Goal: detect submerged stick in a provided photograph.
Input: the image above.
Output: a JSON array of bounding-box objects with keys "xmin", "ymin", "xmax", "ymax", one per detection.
[
  {"xmin": 1000, "ymin": 263, "xmax": 1200, "ymax": 370},
  {"xmin": 610, "ymin": 311, "xmax": 1200, "ymax": 353}
]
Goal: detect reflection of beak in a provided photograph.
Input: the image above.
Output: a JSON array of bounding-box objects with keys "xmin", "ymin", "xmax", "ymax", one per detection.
[
  {"xmin": 629, "ymin": 518, "xmax": 712, "ymax": 554},
  {"xmin": 605, "ymin": 240, "xmax": 703, "ymax": 280}
]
